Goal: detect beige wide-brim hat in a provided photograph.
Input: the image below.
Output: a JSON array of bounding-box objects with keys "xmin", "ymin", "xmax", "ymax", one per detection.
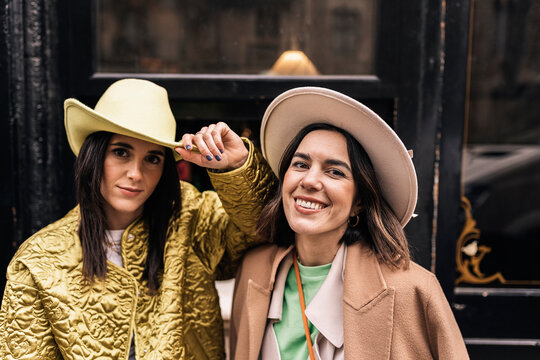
[
  {"xmin": 260, "ymin": 87, "xmax": 417, "ymax": 226},
  {"xmin": 64, "ymin": 78, "xmax": 182, "ymax": 160}
]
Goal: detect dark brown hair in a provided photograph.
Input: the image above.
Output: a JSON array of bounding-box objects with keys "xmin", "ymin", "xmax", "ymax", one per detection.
[
  {"xmin": 75, "ymin": 131, "xmax": 181, "ymax": 291},
  {"xmin": 256, "ymin": 123, "xmax": 410, "ymax": 268}
]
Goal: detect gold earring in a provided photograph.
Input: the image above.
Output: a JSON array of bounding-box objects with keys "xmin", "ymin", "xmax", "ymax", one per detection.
[{"xmin": 348, "ymin": 215, "xmax": 360, "ymax": 227}]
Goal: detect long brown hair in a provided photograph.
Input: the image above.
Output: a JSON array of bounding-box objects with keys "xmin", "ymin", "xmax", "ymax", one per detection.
[
  {"xmin": 75, "ymin": 131, "xmax": 181, "ymax": 291},
  {"xmin": 257, "ymin": 123, "xmax": 410, "ymax": 268}
]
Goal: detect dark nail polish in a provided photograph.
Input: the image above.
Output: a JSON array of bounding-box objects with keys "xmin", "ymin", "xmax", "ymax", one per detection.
[
  {"xmin": 219, "ymin": 148, "xmax": 224, "ymax": 154},
  {"xmin": 215, "ymin": 155, "xmax": 222, "ymax": 161},
  {"xmin": 206, "ymin": 155, "xmax": 213, "ymax": 161},
  {"xmin": 186, "ymin": 145, "xmax": 192, "ymax": 150}
]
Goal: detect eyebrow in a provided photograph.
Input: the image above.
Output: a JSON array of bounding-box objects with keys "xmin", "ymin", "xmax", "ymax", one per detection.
[
  {"xmin": 293, "ymin": 152, "xmax": 352, "ymax": 172},
  {"xmin": 110, "ymin": 142, "xmax": 165, "ymax": 156}
]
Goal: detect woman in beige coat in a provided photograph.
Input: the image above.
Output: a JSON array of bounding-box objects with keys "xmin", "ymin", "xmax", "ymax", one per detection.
[{"xmin": 230, "ymin": 87, "xmax": 468, "ymax": 360}]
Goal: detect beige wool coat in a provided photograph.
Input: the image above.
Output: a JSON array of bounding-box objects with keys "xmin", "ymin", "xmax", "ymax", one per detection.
[{"xmin": 230, "ymin": 243, "xmax": 469, "ymax": 360}]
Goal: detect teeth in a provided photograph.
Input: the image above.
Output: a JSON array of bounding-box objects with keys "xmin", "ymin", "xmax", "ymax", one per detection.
[{"xmin": 296, "ymin": 198, "xmax": 325, "ymax": 210}]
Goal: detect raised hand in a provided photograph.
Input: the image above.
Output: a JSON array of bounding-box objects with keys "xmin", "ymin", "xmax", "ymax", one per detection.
[{"xmin": 175, "ymin": 122, "xmax": 249, "ymax": 171}]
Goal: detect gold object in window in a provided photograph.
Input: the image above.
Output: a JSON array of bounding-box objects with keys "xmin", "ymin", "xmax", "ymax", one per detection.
[{"xmin": 269, "ymin": 50, "xmax": 319, "ymax": 76}]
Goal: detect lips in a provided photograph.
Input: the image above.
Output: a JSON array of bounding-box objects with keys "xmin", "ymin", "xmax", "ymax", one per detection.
[
  {"xmin": 295, "ymin": 197, "xmax": 327, "ymax": 210},
  {"xmin": 118, "ymin": 186, "xmax": 142, "ymax": 197}
]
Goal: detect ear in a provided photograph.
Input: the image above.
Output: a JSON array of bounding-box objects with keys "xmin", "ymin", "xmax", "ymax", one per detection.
[{"xmin": 350, "ymin": 202, "xmax": 362, "ymax": 217}]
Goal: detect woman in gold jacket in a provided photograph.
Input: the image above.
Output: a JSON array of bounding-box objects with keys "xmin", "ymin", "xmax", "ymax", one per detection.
[{"xmin": 0, "ymin": 79, "xmax": 276, "ymax": 360}]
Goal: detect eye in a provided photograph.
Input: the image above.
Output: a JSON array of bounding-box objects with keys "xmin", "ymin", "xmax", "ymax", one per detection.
[
  {"xmin": 327, "ymin": 168, "xmax": 346, "ymax": 177},
  {"xmin": 291, "ymin": 161, "xmax": 308, "ymax": 169},
  {"xmin": 145, "ymin": 154, "xmax": 162, "ymax": 165},
  {"xmin": 112, "ymin": 148, "xmax": 129, "ymax": 158}
]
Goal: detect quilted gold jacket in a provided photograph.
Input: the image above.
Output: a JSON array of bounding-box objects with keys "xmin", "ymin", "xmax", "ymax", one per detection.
[{"xmin": 0, "ymin": 141, "xmax": 276, "ymax": 360}]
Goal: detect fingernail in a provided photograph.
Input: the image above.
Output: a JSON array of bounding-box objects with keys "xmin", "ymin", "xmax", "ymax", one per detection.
[
  {"xmin": 206, "ymin": 155, "xmax": 213, "ymax": 161},
  {"xmin": 219, "ymin": 148, "xmax": 224, "ymax": 154},
  {"xmin": 215, "ymin": 155, "xmax": 222, "ymax": 161},
  {"xmin": 186, "ymin": 145, "xmax": 192, "ymax": 150}
]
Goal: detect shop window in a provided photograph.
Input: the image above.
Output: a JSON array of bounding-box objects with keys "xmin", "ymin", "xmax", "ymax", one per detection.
[
  {"xmin": 458, "ymin": 0, "xmax": 540, "ymax": 287},
  {"xmin": 96, "ymin": 0, "xmax": 377, "ymax": 75}
]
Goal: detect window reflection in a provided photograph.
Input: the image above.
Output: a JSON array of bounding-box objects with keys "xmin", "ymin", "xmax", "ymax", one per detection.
[
  {"xmin": 459, "ymin": 0, "xmax": 540, "ymax": 285},
  {"xmin": 96, "ymin": 0, "xmax": 376, "ymax": 75}
]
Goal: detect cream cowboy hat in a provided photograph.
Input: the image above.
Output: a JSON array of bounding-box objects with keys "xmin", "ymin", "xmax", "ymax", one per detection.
[
  {"xmin": 64, "ymin": 78, "xmax": 182, "ymax": 160},
  {"xmin": 260, "ymin": 87, "xmax": 417, "ymax": 226}
]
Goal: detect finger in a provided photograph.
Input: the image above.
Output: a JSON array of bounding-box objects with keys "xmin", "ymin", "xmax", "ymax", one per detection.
[
  {"xmin": 181, "ymin": 133, "xmax": 194, "ymax": 151},
  {"xmin": 192, "ymin": 132, "xmax": 215, "ymax": 162},
  {"xmin": 174, "ymin": 146, "xmax": 188, "ymax": 160},
  {"xmin": 189, "ymin": 126, "xmax": 209, "ymax": 151},
  {"xmin": 201, "ymin": 124, "xmax": 223, "ymax": 161},
  {"xmin": 195, "ymin": 126, "xmax": 208, "ymax": 140},
  {"xmin": 211, "ymin": 122, "xmax": 228, "ymax": 154},
  {"xmin": 175, "ymin": 147, "xmax": 208, "ymax": 166}
]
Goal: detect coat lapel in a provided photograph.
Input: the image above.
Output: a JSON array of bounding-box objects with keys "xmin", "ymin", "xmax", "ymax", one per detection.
[
  {"xmin": 343, "ymin": 243, "xmax": 395, "ymax": 360},
  {"xmin": 246, "ymin": 279, "xmax": 271, "ymax": 360},
  {"xmin": 246, "ymin": 246, "xmax": 293, "ymax": 360}
]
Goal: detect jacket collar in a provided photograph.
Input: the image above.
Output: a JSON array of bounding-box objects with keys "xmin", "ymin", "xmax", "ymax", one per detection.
[
  {"xmin": 343, "ymin": 242, "xmax": 388, "ymax": 309},
  {"xmin": 246, "ymin": 245, "xmax": 293, "ymax": 360},
  {"xmin": 266, "ymin": 243, "xmax": 346, "ymax": 348},
  {"xmin": 268, "ymin": 245, "xmax": 294, "ymax": 289},
  {"xmin": 266, "ymin": 252, "xmax": 293, "ymax": 320},
  {"xmin": 246, "ymin": 243, "xmax": 396, "ymax": 360},
  {"xmin": 343, "ymin": 242, "xmax": 395, "ymax": 359}
]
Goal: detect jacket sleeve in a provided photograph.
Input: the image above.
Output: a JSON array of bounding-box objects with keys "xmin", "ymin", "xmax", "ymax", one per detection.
[
  {"xmin": 0, "ymin": 261, "xmax": 62, "ymax": 360},
  {"xmin": 188, "ymin": 138, "xmax": 277, "ymax": 279},
  {"xmin": 425, "ymin": 275, "xmax": 470, "ymax": 360}
]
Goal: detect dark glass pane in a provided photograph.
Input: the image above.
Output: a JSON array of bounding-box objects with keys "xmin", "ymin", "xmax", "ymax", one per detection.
[
  {"xmin": 96, "ymin": 0, "xmax": 377, "ymax": 75},
  {"xmin": 459, "ymin": 0, "xmax": 540, "ymax": 287}
]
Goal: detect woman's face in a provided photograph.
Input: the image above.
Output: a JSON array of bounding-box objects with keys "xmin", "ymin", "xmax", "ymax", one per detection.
[
  {"xmin": 101, "ymin": 134, "xmax": 165, "ymax": 229},
  {"xmin": 282, "ymin": 129, "xmax": 359, "ymax": 242}
]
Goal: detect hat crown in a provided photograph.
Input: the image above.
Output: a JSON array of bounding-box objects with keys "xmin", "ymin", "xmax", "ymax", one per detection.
[{"xmin": 94, "ymin": 79, "xmax": 176, "ymax": 139}]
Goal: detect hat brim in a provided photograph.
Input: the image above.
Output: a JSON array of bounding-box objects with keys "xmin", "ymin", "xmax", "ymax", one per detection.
[
  {"xmin": 64, "ymin": 99, "xmax": 183, "ymax": 161},
  {"xmin": 260, "ymin": 87, "xmax": 417, "ymax": 226}
]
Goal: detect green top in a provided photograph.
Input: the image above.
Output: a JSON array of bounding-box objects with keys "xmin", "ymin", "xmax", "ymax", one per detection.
[{"xmin": 273, "ymin": 260, "xmax": 332, "ymax": 360}]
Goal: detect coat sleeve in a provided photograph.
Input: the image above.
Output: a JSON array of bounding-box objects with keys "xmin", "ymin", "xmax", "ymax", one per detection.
[
  {"xmin": 0, "ymin": 260, "xmax": 62, "ymax": 360},
  {"xmin": 424, "ymin": 275, "xmax": 469, "ymax": 360},
  {"xmin": 187, "ymin": 138, "xmax": 277, "ymax": 279}
]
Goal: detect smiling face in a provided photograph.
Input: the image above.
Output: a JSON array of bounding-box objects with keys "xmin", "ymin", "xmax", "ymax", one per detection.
[
  {"xmin": 100, "ymin": 134, "xmax": 166, "ymax": 229},
  {"xmin": 282, "ymin": 129, "xmax": 359, "ymax": 245}
]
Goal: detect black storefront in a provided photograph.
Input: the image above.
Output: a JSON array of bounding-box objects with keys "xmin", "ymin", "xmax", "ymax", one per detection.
[{"xmin": 1, "ymin": 0, "xmax": 539, "ymax": 358}]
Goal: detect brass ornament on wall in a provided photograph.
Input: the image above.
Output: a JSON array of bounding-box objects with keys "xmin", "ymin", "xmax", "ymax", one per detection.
[{"xmin": 455, "ymin": 197, "xmax": 506, "ymax": 285}]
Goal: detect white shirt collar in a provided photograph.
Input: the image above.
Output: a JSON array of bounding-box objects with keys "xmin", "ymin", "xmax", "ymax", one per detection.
[
  {"xmin": 305, "ymin": 243, "xmax": 346, "ymax": 348},
  {"xmin": 267, "ymin": 253, "xmax": 293, "ymax": 320}
]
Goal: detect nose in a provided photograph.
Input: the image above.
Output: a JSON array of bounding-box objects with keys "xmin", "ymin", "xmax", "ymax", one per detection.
[
  {"xmin": 300, "ymin": 167, "xmax": 323, "ymax": 191},
  {"xmin": 127, "ymin": 160, "xmax": 143, "ymax": 181}
]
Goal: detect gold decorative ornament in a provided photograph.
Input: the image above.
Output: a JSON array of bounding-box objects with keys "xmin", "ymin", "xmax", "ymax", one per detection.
[{"xmin": 455, "ymin": 197, "xmax": 506, "ymax": 285}]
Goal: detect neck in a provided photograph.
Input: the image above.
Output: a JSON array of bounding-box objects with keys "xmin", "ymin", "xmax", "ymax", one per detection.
[
  {"xmin": 294, "ymin": 233, "xmax": 342, "ymax": 266},
  {"xmin": 104, "ymin": 208, "xmax": 142, "ymax": 230},
  {"xmin": 106, "ymin": 216, "xmax": 134, "ymax": 230}
]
